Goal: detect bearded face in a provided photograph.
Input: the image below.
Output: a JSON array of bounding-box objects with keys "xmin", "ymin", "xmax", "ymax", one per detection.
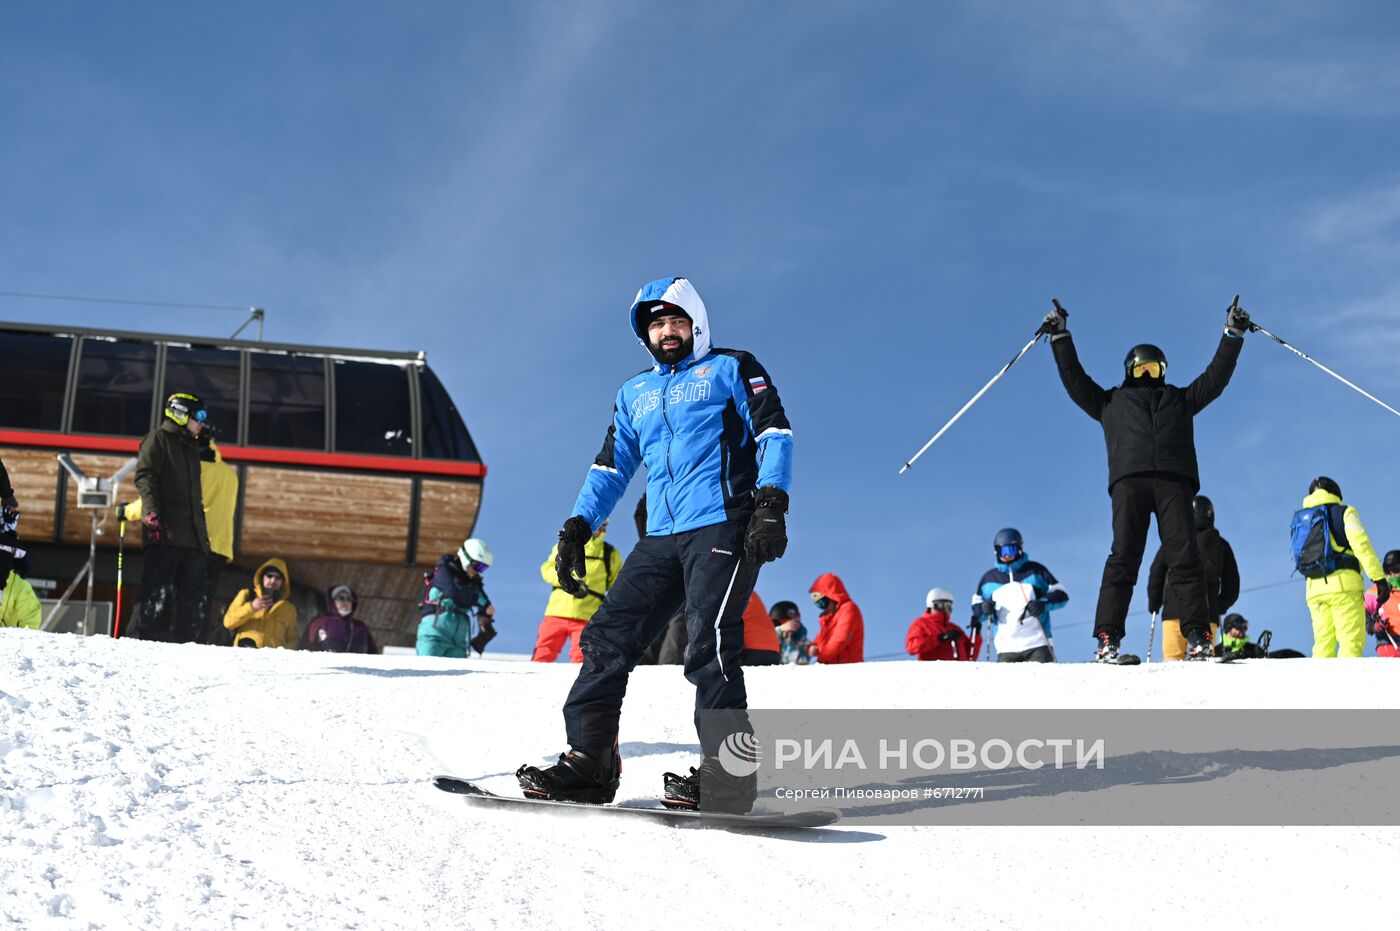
[{"xmin": 647, "ymin": 314, "xmax": 694, "ymax": 364}]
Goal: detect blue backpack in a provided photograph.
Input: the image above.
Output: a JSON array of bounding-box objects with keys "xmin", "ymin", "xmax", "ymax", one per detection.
[{"xmin": 1290, "ymin": 504, "xmax": 1357, "ymax": 578}]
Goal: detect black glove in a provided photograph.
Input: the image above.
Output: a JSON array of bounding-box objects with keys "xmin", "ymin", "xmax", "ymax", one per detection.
[
  {"xmin": 1147, "ymin": 602, "xmax": 1160, "ymax": 616},
  {"xmin": 968, "ymin": 616, "xmax": 982, "ymax": 633},
  {"xmin": 979, "ymin": 600, "xmax": 997, "ymax": 618},
  {"xmin": 937, "ymin": 629, "xmax": 961, "ymax": 643},
  {"xmin": 1225, "ymin": 302, "xmax": 1251, "ymax": 338},
  {"xmin": 745, "ymin": 487, "xmax": 788, "ymax": 564},
  {"xmin": 1022, "ymin": 599, "xmax": 1044, "ymax": 619},
  {"xmin": 1041, "ymin": 304, "xmax": 1069, "ymax": 341},
  {"xmin": 1377, "ymin": 579, "xmax": 1393, "ymax": 609},
  {"xmin": 470, "ymin": 616, "xmax": 497, "ymax": 655},
  {"xmin": 554, "ymin": 516, "xmax": 592, "ymax": 597}
]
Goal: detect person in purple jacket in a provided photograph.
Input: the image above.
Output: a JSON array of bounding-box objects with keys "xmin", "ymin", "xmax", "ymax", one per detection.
[{"xmin": 303, "ymin": 585, "xmax": 379, "ymax": 654}]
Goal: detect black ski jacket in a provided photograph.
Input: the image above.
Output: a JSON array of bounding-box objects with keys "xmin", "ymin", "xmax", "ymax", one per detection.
[
  {"xmin": 1146, "ymin": 526, "xmax": 1240, "ymax": 621},
  {"xmin": 1052, "ymin": 333, "xmax": 1241, "ymax": 493},
  {"xmin": 134, "ymin": 420, "xmax": 210, "ymax": 552}
]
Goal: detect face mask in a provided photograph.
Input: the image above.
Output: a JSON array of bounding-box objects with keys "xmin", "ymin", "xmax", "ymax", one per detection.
[
  {"xmin": 1223, "ymin": 634, "xmax": 1248, "ymax": 652},
  {"xmin": 811, "ymin": 595, "xmax": 834, "ymax": 612},
  {"xmin": 1387, "ymin": 574, "xmax": 1400, "ymax": 590}
]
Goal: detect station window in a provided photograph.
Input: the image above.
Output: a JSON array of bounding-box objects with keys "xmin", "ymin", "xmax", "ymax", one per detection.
[
  {"xmin": 246, "ymin": 353, "xmax": 326, "ymax": 450},
  {"xmin": 0, "ymin": 331, "xmax": 72, "ymax": 431},
  {"xmin": 334, "ymin": 360, "xmax": 412, "ymax": 456},
  {"xmin": 71, "ymin": 338, "xmax": 157, "ymax": 436},
  {"xmin": 162, "ymin": 347, "xmax": 242, "ymax": 441},
  {"xmin": 419, "ymin": 367, "xmax": 480, "ymax": 461}
]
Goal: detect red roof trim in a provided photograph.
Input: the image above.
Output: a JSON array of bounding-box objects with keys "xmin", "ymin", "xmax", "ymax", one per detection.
[{"xmin": 0, "ymin": 429, "xmax": 487, "ymax": 478}]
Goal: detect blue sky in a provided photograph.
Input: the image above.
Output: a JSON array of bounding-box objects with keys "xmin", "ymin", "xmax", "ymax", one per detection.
[{"xmin": 4, "ymin": 1, "xmax": 1400, "ymax": 661}]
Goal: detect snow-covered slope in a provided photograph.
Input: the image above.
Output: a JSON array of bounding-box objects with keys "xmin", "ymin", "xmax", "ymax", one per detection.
[{"xmin": 2, "ymin": 630, "xmax": 1395, "ymax": 930}]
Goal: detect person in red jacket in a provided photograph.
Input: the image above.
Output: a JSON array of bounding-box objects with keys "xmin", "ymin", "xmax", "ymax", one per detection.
[
  {"xmin": 807, "ymin": 573, "xmax": 864, "ymax": 664},
  {"xmin": 1365, "ymin": 549, "xmax": 1400, "ymax": 658},
  {"xmin": 906, "ymin": 587, "xmax": 975, "ymax": 661}
]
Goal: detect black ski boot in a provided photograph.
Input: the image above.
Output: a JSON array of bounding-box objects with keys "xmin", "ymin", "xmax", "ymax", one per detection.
[
  {"xmin": 516, "ymin": 743, "xmax": 620, "ymax": 804},
  {"xmin": 1185, "ymin": 628, "xmax": 1213, "ymax": 662},
  {"xmin": 1094, "ymin": 632, "xmax": 1121, "ymax": 664},
  {"xmin": 661, "ymin": 757, "xmax": 757, "ymax": 814}
]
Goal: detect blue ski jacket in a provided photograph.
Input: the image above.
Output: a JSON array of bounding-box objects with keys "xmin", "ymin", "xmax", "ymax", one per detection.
[{"xmin": 572, "ymin": 277, "xmax": 793, "ymax": 536}]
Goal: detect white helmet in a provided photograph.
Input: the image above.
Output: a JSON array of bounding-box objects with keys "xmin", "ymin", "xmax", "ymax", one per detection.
[
  {"xmin": 926, "ymin": 587, "xmax": 956, "ymax": 610},
  {"xmin": 458, "ymin": 538, "xmax": 493, "ymax": 572}
]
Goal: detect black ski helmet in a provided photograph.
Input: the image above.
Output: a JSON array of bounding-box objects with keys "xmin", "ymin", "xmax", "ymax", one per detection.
[
  {"xmin": 1308, "ymin": 476, "xmax": 1342, "ymax": 498},
  {"xmin": 993, "ymin": 527, "xmax": 1023, "ymax": 563},
  {"xmin": 1192, "ymin": 495, "xmax": 1215, "ymax": 530},
  {"xmin": 1222, "ymin": 613, "xmax": 1248, "ymax": 633},
  {"xmin": 1384, "ymin": 550, "xmax": 1400, "ymax": 576},
  {"xmin": 1123, "ymin": 344, "xmax": 1168, "ymax": 383},
  {"xmin": 769, "ymin": 600, "xmax": 801, "ymax": 622}
]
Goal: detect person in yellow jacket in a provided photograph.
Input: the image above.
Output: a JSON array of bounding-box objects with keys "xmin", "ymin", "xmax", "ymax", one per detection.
[
  {"xmin": 0, "ymin": 533, "xmax": 41, "ymax": 630},
  {"xmin": 124, "ymin": 433, "xmax": 240, "ymax": 642},
  {"xmin": 1295, "ymin": 477, "xmax": 1385, "ymax": 658},
  {"xmin": 223, "ymin": 558, "xmax": 299, "ymax": 649},
  {"xmin": 531, "ymin": 520, "xmax": 622, "ymax": 662}
]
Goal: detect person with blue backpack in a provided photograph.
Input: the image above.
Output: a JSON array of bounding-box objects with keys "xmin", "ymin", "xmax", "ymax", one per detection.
[{"xmin": 1291, "ymin": 476, "xmax": 1387, "ymax": 658}]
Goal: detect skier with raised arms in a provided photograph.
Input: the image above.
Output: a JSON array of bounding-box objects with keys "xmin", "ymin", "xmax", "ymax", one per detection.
[
  {"xmin": 1042, "ymin": 300, "xmax": 1249, "ymax": 662},
  {"xmin": 517, "ymin": 276, "xmax": 793, "ymax": 813}
]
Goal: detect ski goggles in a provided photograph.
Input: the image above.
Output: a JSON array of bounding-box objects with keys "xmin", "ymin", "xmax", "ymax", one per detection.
[
  {"xmin": 997, "ymin": 544, "xmax": 1021, "ymax": 561},
  {"xmin": 468, "ymin": 560, "xmax": 490, "ymax": 573},
  {"xmin": 1130, "ymin": 360, "xmax": 1165, "ymax": 379}
]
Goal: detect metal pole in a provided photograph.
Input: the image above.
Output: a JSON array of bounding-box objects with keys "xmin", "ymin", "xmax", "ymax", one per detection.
[
  {"xmin": 1147, "ymin": 610, "xmax": 1158, "ymax": 664},
  {"xmin": 1250, "ymin": 321, "xmax": 1400, "ymax": 418},
  {"xmin": 900, "ymin": 329, "xmax": 1047, "ymax": 473},
  {"xmin": 84, "ymin": 511, "xmax": 98, "ymax": 636},
  {"xmin": 114, "ymin": 514, "xmax": 126, "ymax": 639},
  {"xmin": 42, "ymin": 562, "xmax": 90, "ymax": 631}
]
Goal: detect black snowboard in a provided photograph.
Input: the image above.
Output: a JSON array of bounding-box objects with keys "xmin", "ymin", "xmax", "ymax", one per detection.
[
  {"xmin": 1097, "ymin": 653, "xmax": 1141, "ymax": 665},
  {"xmin": 432, "ymin": 776, "xmax": 841, "ymax": 830}
]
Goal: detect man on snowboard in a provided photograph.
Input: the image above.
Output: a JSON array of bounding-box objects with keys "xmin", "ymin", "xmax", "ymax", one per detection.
[
  {"xmin": 517, "ymin": 276, "xmax": 793, "ymax": 813},
  {"xmin": 1042, "ymin": 300, "xmax": 1249, "ymax": 662}
]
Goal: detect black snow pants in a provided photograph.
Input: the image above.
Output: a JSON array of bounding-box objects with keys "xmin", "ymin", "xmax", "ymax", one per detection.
[
  {"xmin": 1095, "ymin": 474, "xmax": 1209, "ymax": 642},
  {"xmin": 129, "ymin": 544, "xmax": 208, "ymax": 643},
  {"xmin": 563, "ymin": 517, "xmax": 757, "ymax": 758}
]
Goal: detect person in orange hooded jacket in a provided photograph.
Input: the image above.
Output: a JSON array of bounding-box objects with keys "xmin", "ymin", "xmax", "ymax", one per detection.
[
  {"xmin": 739, "ymin": 591, "xmax": 781, "ymax": 665},
  {"xmin": 807, "ymin": 573, "xmax": 864, "ymax": 664}
]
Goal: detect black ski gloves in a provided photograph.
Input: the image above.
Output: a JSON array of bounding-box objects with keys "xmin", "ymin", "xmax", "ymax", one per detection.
[
  {"xmin": 937, "ymin": 629, "xmax": 961, "ymax": 643},
  {"xmin": 1225, "ymin": 303, "xmax": 1252, "ymax": 338},
  {"xmin": 1377, "ymin": 578, "xmax": 1393, "ymax": 609},
  {"xmin": 745, "ymin": 487, "xmax": 789, "ymax": 564},
  {"xmin": 1023, "ymin": 599, "xmax": 1045, "ymax": 619},
  {"xmin": 1041, "ymin": 304, "xmax": 1069, "ymax": 342},
  {"xmin": 555, "ymin": 516, "xmax": 592, "ymax": 597}
]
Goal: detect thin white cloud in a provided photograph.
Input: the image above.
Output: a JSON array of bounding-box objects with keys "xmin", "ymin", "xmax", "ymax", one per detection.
[{"xmin": 980, "ymin": 0, "xmax": 1400, "ymax": 117}]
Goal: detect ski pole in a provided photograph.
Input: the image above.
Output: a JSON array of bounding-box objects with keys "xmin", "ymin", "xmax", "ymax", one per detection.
[
  {"xmin": 1147, "ymin": 610, "xmax": 1158, "ymax": 664},
  {"xmin": 1246, "ymin": 308, "xmax": 1400, "ymax": 419},
  {"xmin": 899, "ymin": 301, "xmax": 1065, "ymax": 473},
  {"xmin": 113, "ymin": 513, "xmax": 126, "ymax": 639}
]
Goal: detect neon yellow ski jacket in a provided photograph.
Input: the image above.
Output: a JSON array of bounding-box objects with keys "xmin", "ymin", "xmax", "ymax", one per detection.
[{"xmin": 1300, "ymin": 488, "xmax": 1384, "ymax": 598}]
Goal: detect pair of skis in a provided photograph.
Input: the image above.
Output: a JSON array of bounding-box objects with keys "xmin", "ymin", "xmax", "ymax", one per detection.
[{"xmin": 432, "ymin": 776, "xmax": 841, "ymax": 830}]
